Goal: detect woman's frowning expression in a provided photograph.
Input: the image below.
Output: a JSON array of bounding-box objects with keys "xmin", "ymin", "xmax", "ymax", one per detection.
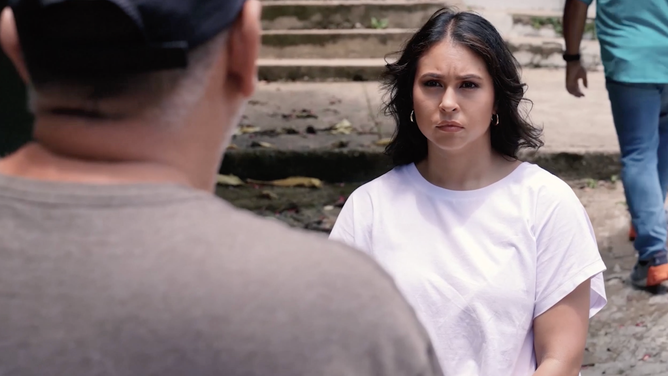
[{"xmin": 412, "ymin": 39, "xmax": 496, "ymax": 154}]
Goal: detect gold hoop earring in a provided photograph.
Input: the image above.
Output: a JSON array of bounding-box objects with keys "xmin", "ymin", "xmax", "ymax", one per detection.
[
  {"xmin": 410, "ymin": 110, "xmax": 416, "ymax": 123},
  {"xmin": 492, "ymin": 114, "xmax": 499, "ymax": 126}
]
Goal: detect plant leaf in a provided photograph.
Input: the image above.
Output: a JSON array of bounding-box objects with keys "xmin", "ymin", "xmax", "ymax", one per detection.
[
  {"xmin": 247, "ymin": 177, "xmax": 323, "ymax": 188},
  {"xmin": 375, "ymin": 138, "xmax": 392, "ymax": 146},
  {"xmin": 331, "ymin": 119, "xmax": 353, "ymax": 135},
  {"xmin": 217, "ymin": 174, "xmax": 245, "ymax": 186},
  {"xmin": 236, "ymin": 125, "xmax": 261, "ymax": 135}
]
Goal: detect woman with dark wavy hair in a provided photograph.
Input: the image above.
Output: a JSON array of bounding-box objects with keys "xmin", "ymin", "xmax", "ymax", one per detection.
[{"xmin": 330, "ymin": 8, "xmax": 607, "ymax": 376}]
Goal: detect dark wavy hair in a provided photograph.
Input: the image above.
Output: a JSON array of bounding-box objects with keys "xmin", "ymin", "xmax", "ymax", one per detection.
[{"xmin": 382, "ymin": 8, "xmax": 543, "ymax": 166}]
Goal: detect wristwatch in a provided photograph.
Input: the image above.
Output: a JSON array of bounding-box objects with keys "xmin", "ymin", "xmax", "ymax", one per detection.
[{"xmin": 563, "ymin": 53, "xmax": 581, "ymax": 62}]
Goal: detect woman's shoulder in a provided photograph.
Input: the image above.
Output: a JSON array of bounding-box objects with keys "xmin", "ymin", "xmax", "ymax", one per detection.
[
  {"xmin": 516, "ymin": 163, "xmax": 577, "ymax": 195},
  {"xmin": 348, "ymin": 165, "xmax": 414, "ymax": 199},
  {"xmin": 514, "ymin": 163, "xmax": 583, "ymax": 209}
]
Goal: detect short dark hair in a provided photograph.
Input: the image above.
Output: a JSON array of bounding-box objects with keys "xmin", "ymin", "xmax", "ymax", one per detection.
[{"xmin": 382, "ymin": 8, "xmax": 543, "ymax": 166}]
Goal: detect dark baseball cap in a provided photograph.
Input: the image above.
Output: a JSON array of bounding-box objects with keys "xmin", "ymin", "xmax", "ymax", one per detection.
[{"xmin": 7, "ymin": 0, "xmax": 246, "ymax": 80}]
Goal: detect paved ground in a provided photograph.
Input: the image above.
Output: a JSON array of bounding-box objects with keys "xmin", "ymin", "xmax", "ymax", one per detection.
[
  {"xmin": 218, "ymin": 178, "xmax": 668, "ymax": 375},
  {"xmin": 239, "ymin": 68, "xmax": 617, "ymax": 153}
]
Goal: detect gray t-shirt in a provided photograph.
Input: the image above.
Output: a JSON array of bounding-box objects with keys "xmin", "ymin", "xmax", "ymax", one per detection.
[{"xmin": 0, "ymin": 174, "xmax": 442, "ymax": 376}]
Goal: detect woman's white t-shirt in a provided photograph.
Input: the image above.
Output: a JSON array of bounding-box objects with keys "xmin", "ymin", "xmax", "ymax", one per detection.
[{"xmin": 329, "ymin": 162, "xmax": 607, "ymax": 376}]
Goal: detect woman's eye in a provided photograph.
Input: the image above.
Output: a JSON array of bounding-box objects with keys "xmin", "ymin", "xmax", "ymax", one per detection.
[
  {"xmin": 461, "ymin": 81, "xmax": 478, "ymax": 89},
  {"xmin": 424, "ymin": 80, "xmax": 442, "ymax": 87}
]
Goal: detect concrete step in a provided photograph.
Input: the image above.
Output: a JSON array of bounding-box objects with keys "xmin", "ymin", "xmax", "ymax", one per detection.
[
  {"xmin": 261, "ymin": 0, "xmax": 446, "ymax": 30},
  {"xmin": 258, "ymin": 32, "xmax": 601, "ymax": 80},
  {"xmin": 260, "ymin": 29, "xmax": 599, "ymax": 60},
  {"xmin": 260, "ymin": 1, "xmax": 596, "ymax": 40},
  {"xmin": 261, "ymin": 28, "xmax": 411, "ymax": 59},
  {"xmin": 258, "ymin": 58, "xmax": 386, "ymax": 82}
]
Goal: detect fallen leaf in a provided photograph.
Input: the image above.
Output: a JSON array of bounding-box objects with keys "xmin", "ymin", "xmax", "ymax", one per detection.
[
  {"xmin": 250, "ymin": 141, "xmax": 274, "ymax": 148},
  {"xmin": 331, "ymin": 119, "xmax": 353, "ymax": 135},
  {"xmin": 295, "ymin": 109, "xmax": 318, "ymax": 119},
  {"xmin": 237, "ymin": 125, "xmax": 261, "ymax": 135},
  {"xmin": 283, "ymin": 127, "xmax": 299, "ymax": 135},
  {"xmin": 332, "ymin": 140, "xmax": 350, "ymax": 149},
  {"xmin": 226, "ymin": 144, "xmax": 239, "ymax": 150},
  {"xmin": 324, "ymin": 205, "xmax": 334, "ymax": 211},
  {"xmin": 375, "ymin": 138, "xmax": 392, "ymax": 146},
  {"xmin": 641, "ymin": 354, "xmax": 651, "ymax": 361},
  {"xmin": 247, "ymin": 177, "xmax": 323, "ymax": 188},
  {"xmin": 260, "ymin": 191, "xmax": 278, "ymax": 200},
  {"xmin": 216, "ymin": 174, "xmax": 244, "ymax": 186}
]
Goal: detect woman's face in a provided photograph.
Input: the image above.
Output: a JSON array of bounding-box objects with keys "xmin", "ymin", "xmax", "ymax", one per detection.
[{"xmin": 412, "ymin": 39, "xmax": 496, "ymax": 155}]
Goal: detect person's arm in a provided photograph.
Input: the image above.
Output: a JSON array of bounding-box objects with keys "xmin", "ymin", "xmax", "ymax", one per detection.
[
  {"xmin": 533, "ymin": 280, "xmax": 591, "ymax": 376},
  {"xmin": 563, "ymin": 0, "xmax": 590, "ymax": 97},
  {"xmin": 531, "ymin": 179, "xmax": 607, "ymax": 376}
]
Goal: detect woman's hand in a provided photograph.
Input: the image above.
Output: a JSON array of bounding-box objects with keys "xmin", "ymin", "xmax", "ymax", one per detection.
[{"xmin": 533, "ymin": 279, "xmax": 591, "ymax": 376}]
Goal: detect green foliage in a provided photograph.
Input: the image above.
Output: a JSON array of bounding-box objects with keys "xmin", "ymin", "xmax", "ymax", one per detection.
[
  {"xmin": 527, "ymin": 16, "xmax": 596, "ymax": 39},
  {"xmin": 370, "ymin": 17, "xmax": 389, "ymax": 30},
  {"xmin": 530, "ymin": 17, "xmax": 563, "ymax": 36}
]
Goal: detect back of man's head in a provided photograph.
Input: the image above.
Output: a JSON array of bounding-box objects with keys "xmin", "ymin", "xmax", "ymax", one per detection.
[
  {"xmin": 0, "ymin": 0, "xmax": 261, "ymax": 190},
  {"xmin": 7, "ymin": 0, "xmax": 255, "ymax": 115}
]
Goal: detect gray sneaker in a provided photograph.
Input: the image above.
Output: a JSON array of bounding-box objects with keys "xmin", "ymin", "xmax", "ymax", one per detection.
[{"xmin": 630, "ymin": 253, "xmax": 668, "ymax": 288}]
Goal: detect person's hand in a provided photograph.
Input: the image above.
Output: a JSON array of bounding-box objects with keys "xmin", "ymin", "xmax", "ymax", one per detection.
[{"xmin": 566, "ymin": 61, "xmax": 588, "ymax": 97}]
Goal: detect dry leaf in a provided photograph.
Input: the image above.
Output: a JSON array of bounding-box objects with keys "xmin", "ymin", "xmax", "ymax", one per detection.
[
  {"xmin": 247, "ymin": 177, "xmax": 323, "ymax": 189},
  {"xmin": 236, "ymin": 125, "xmax": 261, "ymax": 135},
  {"xmin": 226, "ymin": 144, "xmax": 239, "ymax": 150},
  {"xmin": 375, "ymin": 138, "xmax": 392, "ymax": 146},
  {"xmin": 295, "ymin": 109, "xmax": 318, "ymax": 119},
  {"xmin": 250, "ymin": 141, "xmax": 274, "ymax": 148},
  {"xmin": 331, "ymin": 119, "xmax": 353, "ymax": 135},
  {"xmin": 282, "ymin": 127, "xmax": 299, "ymax": 135},
  {"xmin": 260, "ymin": 190, "xmax": 278, "ymax": 200},
  {"xmin": 332, "ymin": 140, "xmax": 350, "ymax": 149},
  {"xmin": 216, "ymin": 174, "xmax": 245, "ymax": 186}
]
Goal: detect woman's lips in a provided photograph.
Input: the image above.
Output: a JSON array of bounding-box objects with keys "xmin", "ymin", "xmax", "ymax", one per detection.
[{"xmin": 436, "ymin": 121, "xmax": 463, "ymax": 133}]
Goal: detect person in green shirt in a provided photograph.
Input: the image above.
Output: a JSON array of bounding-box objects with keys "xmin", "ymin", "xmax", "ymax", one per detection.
[{"xmin": 563, "ymin": 0, "xmax": 668, "ymax": 290}]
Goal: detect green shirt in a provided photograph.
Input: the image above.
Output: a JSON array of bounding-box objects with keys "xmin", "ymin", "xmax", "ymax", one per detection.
[{"xmin": 579, "ymin": 0, "xmax": 668, "ymax": 83}]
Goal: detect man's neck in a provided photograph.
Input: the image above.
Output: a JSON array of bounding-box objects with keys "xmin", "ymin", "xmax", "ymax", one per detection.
[{"xmin": 0, "ymin": 142, "xmax": 193, "ymax": 187}]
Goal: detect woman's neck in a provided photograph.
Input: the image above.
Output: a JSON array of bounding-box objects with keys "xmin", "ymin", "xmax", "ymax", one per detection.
[{"xmin": 416, "ymin": 142, "xmax": 521, "ymax": 191}]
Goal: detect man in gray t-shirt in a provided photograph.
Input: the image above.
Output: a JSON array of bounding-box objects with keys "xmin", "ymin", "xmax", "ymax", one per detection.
[{"xmin": 0, "ymin": 0, "xmax": 442, "ymax": 375}]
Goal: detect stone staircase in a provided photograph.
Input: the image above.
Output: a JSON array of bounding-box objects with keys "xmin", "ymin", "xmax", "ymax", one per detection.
[{"xmin": 257, "ymin": 0, "xmax": 600, "ymax": 82}]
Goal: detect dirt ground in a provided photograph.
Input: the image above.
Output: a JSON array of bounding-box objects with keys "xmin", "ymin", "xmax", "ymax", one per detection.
[{"xmin": 217, "ymin": 178, "xmax": 668, "ymax": 375}]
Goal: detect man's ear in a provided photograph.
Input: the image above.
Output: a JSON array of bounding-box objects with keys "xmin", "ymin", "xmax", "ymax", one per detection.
[
  {"xmin": 226, "ymin": 0, "xmax": 262, "ymax": 98},
  {"xmin": 1, "ymin": 7, "xmax": 31, "ymax": 83}
]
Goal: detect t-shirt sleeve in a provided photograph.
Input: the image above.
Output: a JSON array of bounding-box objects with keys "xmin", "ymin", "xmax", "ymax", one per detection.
[
  {"xmin": 329, "ymin": 188, "xmax": 373, "ymax": 255},
  {"xmin": 533, "ymin": 184, "xmax": 607, "ymax": 319}
]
